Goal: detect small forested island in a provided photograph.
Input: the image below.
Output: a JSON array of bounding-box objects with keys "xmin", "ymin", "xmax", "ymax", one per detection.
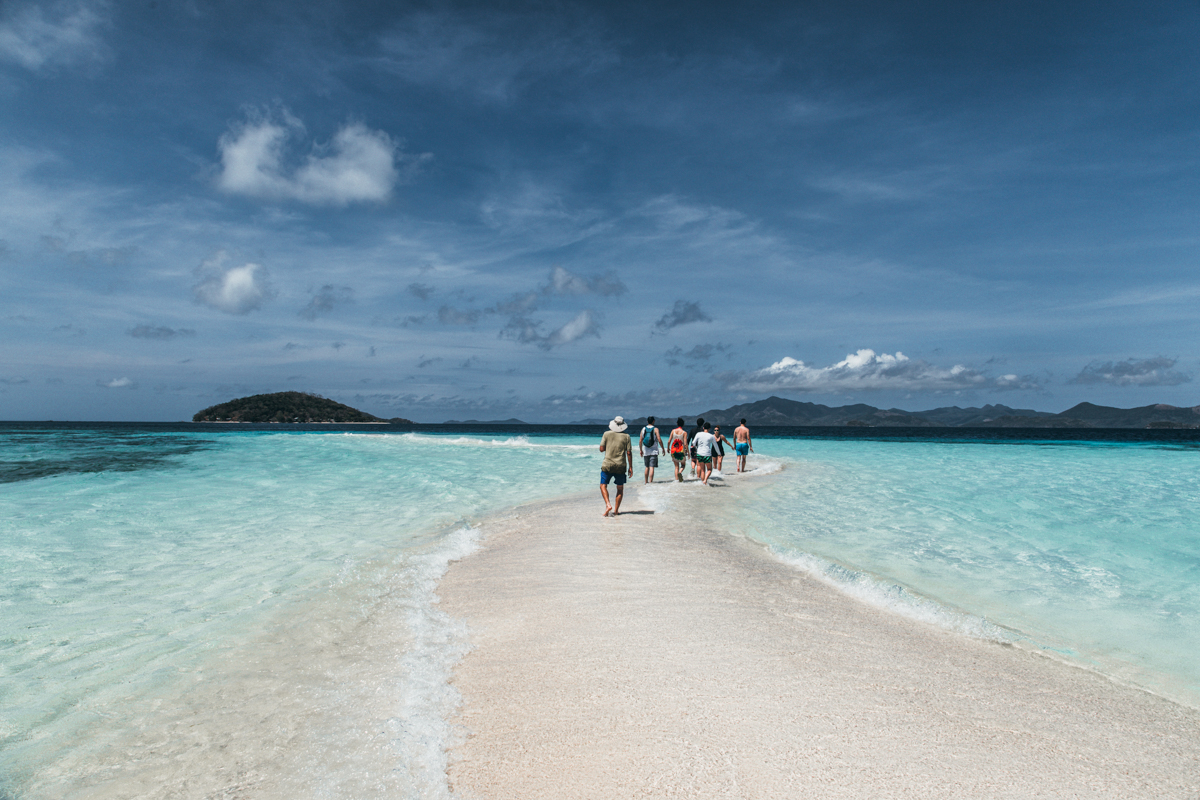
[{"xmin": 192, "ymin": 392, "xmax": 412, "ymax": 424}]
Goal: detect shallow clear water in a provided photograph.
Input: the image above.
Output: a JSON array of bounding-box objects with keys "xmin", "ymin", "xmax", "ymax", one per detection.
[
  {"xmin": 0, "ymin": 426, "xmax": 597, "ymax": 799},
  {"xmin": 2, "ymin": 424, "xmax": 1199, "ymax": 797},
  {"xmin": 735, "ymin": 437, "xmax": 1200, "ymax": 706}
]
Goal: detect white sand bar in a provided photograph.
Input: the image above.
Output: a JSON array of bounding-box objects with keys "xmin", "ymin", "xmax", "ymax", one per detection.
[{"xmin": 440, "ymin": 480, "xmax": 1200, "ymax": 799}]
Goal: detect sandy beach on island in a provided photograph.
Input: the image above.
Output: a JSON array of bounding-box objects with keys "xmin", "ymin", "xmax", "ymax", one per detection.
[{"xmin": 439, "ymin": 478, "xmax": 1200, "ymax": 799}]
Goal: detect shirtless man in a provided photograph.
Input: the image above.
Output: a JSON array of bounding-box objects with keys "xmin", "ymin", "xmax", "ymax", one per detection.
[
  {"xmin": 638, "ymin": 416, "xmax": 665, "ymax": 484},
  {"xmin": 599, "ymin": 415, "xmax": 634, "ymax": 516},
  {"xmin": 733, "ymin": 417, "xmax": 754, "ymax": 473}
]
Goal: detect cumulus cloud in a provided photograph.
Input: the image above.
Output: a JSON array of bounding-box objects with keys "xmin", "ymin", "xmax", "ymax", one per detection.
[
  {"xmin": 299, "ymin": 284, "xmax": 353, "ymax": 320},
  {"xmin": 97, "ymin": 377, "xmax": 135, "ymax": 389},
  {"xmin": 1069, "ymin": 357, "xmax": 1191, "ymax": 387},
  {"xmin": 729, "ymin": 349, "xmax": 1040, "ymax": 394},
  {"xmin": 653, "ymin": 300, "xmax": 711, "ymax": 334},
  {"xmin": 128, "ymin": 325, "xmax": 195, "ymax": 340},
  {"xmin": 216, "ymin": 110, "xmax": 418, "ymax": 205},
  {"xmin": 501, "ymin": 310, "xmax": 600, "ymax": 350},
  {"xmin": 192, "ymin": 252, "xmax": 274, "ymax": 315},
  {"xmin": 0, "ymin": 0, "xmax": 108, "ymax": 71},
  {"xmin": 407, "ymin": 282, "xmax": 434, "ymax": 300}
]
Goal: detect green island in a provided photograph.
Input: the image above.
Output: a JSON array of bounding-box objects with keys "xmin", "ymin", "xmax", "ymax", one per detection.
[{"xmin": 192, "ymin": 392, "xmax": 411, "ymax": 424}]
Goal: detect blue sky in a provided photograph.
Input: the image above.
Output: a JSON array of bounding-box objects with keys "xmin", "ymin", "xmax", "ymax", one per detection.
[{"xmin": 2, "ymin": 1, "xmax": 1199, "ymax": 422}]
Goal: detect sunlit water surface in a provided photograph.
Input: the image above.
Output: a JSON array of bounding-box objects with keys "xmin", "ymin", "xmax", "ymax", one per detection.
[{"xmin": 2, "ymin": 424, "xmax": 1198, "ymax": 798}]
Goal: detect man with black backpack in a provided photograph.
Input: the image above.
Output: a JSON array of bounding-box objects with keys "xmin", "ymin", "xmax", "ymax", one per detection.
[{"xmin": 638, "ymin": 416, "xmax": 665, "ymax": 484}]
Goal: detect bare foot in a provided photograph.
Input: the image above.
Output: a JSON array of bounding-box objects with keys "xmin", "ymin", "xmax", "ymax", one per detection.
[{"xmin": 601, "ymin": 507, "xmax": 611, "ymax": 517}]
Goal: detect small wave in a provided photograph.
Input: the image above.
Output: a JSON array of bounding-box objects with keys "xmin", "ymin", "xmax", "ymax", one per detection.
[
  {"xmin": 772, "ymin": 549, "xmax": 1013, "ymax": 642},
  {"xmin": 383, "ymin": 523, "xmax": 482, "ymax": 797},
  {"xmin": 394, "ymin": 433, "xmax": 593, "ymax": 450}
]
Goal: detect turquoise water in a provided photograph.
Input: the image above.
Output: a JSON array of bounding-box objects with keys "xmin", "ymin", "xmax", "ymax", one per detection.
[
  {"xmin": 2, "ymin": 425, "xmax": 1198, "ymax": 797},
  {"xmin": 0, "ymin": 427, "xmax": 598, "ymax": 799},
  {"xmin": 731, "ymin": 438, "xmax": 1200, "ymax": 706}
]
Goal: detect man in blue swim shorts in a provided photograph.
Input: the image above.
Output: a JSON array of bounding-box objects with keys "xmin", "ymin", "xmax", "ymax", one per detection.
[
  {"xmin": 734, "ymin": 418, "xmax": 754, "ymax": 473},
  {"xmin": 599, "ymin": 415, "xmax": 634, "ymax": 517}
]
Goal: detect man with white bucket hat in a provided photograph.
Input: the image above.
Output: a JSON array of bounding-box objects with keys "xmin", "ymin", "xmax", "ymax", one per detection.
[{"xmin": 598, "ymin": 415, "xmax": 634, "ymax": 517}]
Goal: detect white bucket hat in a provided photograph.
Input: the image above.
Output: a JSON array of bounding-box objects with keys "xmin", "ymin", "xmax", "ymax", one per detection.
[{"xmin": 609, "ymin": 415, "xmax": 628, "ymax": 432}]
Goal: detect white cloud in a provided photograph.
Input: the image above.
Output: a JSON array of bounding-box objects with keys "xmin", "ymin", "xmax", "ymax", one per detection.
[
  {"xmin": 216, "ymin": 111, "xmax": 412, "ymax": 205},
  {"xmin": 0, "ymin": 1, "xmax": 108, "ymax": 71},
  {"xmin": 501, "ymin": 309, "xmax": 600, "ymax": 349},
  {"xmin": 731, "ymin": 349, "xmax": 1039, "ymax": 393},
  {"xmin": 1069, "ymin": 357, "xmax": 1191, "ymax": 387},
  {"xmin": 192, "ymin": 252, "xmax": 274, "ymax": 315},
  {"xmin": 97, "ymin": 376, "xmax": 135, "ymax": 389}
]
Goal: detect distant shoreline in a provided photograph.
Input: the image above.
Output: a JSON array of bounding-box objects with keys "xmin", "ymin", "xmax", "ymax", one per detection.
[{"xmin": 190, "ymin": 421, "xmax": 391, "ymax": 425}]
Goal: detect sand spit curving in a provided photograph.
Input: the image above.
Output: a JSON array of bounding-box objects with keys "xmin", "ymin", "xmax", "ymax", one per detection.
[{"xmin": 439, "ymin": 479, "xmax": 1200, "ymax": 799}]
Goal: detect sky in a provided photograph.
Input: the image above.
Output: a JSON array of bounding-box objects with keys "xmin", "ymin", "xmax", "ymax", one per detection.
[{"xmin": 2, "ymin": 0, "xmax": 1199, "ymax": 422}]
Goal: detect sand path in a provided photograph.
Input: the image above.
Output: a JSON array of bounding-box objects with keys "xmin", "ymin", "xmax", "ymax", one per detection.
[{"xmin": 439, "ymin": 481, "xmax": 1200, "ymax": 799}]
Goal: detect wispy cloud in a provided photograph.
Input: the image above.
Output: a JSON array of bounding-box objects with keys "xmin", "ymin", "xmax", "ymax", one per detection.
[
  {"xmin": 437, "ymin": 305, "xmax": 483, "ymax": 325},
  {"xmin": 729, "ymin": 349, "xmax": 1042, "ymax": 394},
  {"xmin": 376, "ymin": 8, "xmax": 617, "ymax": 104},
  {"xmin": 494, "ymin": 265, "xmax": 626, "ymax": 314},
  {"xmin": 192, "ymin": 252, "xmax": 274, "ymax": 315},
  {"xmin": 128, "ymin": 325, "xmax": 196, "ymax": 340},
  {"xmin": 0, "ymin": 0, "xmax": 108, "ymax": 71},
  {"xmin": 407, "ymin": 282, "xmax": 434, "ymax": 300},
  {"xmin": 97, "ymin": 376, "xmax": 135, "ymax": 389},
  {"xmin": 545, "ymin": 265, "xmax": 625, "ymax": 297},
  {"xmin": 665, "ymin": 343, "xmax": 728, "ymax": 366},
  {"xmin": 0, "ymin": 376, "xmax": 30, "ymax": 385},
  {"xmin": 299, "ymin": 284, "xmax": 354, "ymax": 321},
  {"xmin": 653, "ymin": 300, "xmax": 711, "ymax": 334},
  {"xmin": 1069, "ymin": 357, "xmax": 1191, "ymax": 387},
  {"xmin": 216, "ymin": 109, "xmax": 421, "ymax": 205}
]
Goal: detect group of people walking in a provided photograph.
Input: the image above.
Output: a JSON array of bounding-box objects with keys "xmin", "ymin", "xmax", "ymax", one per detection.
[{"xmin": 598, "ymin": 415, "xmax": 754, "ymax": 517}]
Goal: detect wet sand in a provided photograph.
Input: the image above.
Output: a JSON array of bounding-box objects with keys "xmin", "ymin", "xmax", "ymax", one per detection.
[{"xmin": 439, "ymin": 481, "xmax": 1200, "ymax": 799}]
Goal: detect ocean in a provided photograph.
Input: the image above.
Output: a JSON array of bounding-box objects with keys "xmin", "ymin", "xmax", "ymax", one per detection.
[{"xmin": 2, "ymin": 422, "xmax": 1198, "ymax": 798}]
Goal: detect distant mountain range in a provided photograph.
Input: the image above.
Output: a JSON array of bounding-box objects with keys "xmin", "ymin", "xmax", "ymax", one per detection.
[{"xmin": 582, "ymin": 397, "xmax": 1200, "ymax": 429}]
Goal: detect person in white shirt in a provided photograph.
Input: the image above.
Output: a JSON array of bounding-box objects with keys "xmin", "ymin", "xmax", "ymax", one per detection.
[{"xmin": 692, "ymin": 422, "xmax": 717, "ymax": 485}]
